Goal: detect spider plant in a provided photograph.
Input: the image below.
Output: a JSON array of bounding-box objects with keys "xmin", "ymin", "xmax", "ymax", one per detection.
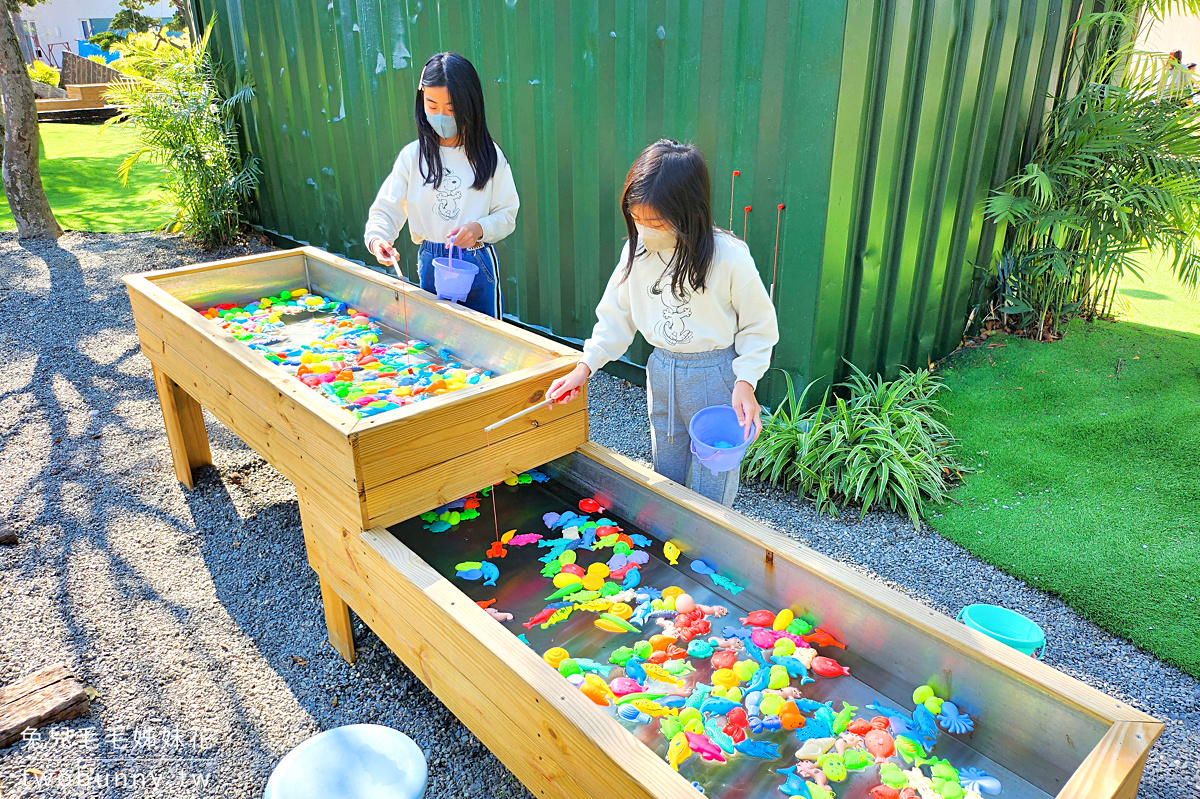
[
  {"xmin": 984, "ymin": 7, "xmax": 1200, "ymax": 339},
  {"xmin": 744, "ymin": 366, "xmax": 965, "ymax": 529},
  {"xmin": 103, "ymin": 22, "xmax": 259, "ymax": 247}
]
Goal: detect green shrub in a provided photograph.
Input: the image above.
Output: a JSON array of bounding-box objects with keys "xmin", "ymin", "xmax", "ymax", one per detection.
[
  {"xmin": 744, "ymin": 366, "xmax": 966, "ymax": 529},
  {"xmin": 26, "ymin": 60, "xmax": 59, "ymax": 86},
  {"xmin": 102, "ymin": 22, "xmax": 259, "ymax": 247}
]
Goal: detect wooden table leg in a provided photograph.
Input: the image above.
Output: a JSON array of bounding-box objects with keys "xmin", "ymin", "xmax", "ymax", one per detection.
[
  {"xmin": 151, "ymin": 364, "xmax": 212, "ymax": 489},
  {"xmin": 320, "ymin": 578, "xmax": 356, "ymax": 663}
]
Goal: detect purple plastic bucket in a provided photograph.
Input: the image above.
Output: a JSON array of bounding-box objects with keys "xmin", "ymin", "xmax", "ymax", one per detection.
[
  {"xmin": 688, "ymin": 405, "xmax": 756, "ymax": 476},
  {"xmin": 433, "ymin": 244, "xmax": 478, "ymax": 303}
]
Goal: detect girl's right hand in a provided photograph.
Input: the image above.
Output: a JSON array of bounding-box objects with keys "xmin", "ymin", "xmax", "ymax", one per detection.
[
  {"xmin": 546, "ymin": 363, "xmax": 591, "ymax": 404},
  {"xmin": 369, "ymin": 239, "xmax": 398, "ymax": 266}
]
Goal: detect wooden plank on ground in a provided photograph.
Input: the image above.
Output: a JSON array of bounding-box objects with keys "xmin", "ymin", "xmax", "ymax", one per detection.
[{"xmin": 0, "ymin": 664, "xmax": 90, "ymax": 749}]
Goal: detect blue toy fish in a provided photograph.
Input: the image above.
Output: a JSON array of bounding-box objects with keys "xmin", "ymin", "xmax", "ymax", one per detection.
[
  {"xmin": 743, "ymin": 639, "xmax": 770, "ymax": 668},
  {"xmin": 657, "ymin": 695, "xmax": 687, "ymax": 708},
  {"xmin": 744, "ymin": 666, "xmax": 771, "ymax": 693},
  {"xmin": 686, "ymin": 684, "xmax": 713, "ymax": 709},
  {"xmin": 574, "ymin": 658, "xmax": 611, "ymax": 676},
  {"xmin": 700, "ymin": 697, "xmax": 741, "ymax": 716},
  {"xmin": 795, "ymin": 699, "xmax": 831, "ymax": 714},
  {"xmin": 527, "ymin": 469, "xmax": 550, "ymax": 483},
  {"xmin": 617, "ymin": 704, "xmax": 651, "ymax": 725},
  {"xmin": 425, "ymin": 520, "xmax": 451, "ymax": 533},
  {"xmin": 911, "ymin": 704, "xmax": 939, "ymax": 751},
  {"xmin": 646, "ymin": 610, "xmax": 678, "ymax": 623},
  {"xmin": 628, "ymin": 533, "xmax": 653, "ymax": 547},
  {"xmin": 480, "ymin": 561, "xmax": 499, "ymax": 587},
  {"xmin": 624, "ymin": 658, "xmax": 647, "ymax": 685},
  {"xmin": 703, "ymin": 717, "xmax": 736, "ymax": 755},
  {"xmin": 795, "ymin": 715, "xmax": 833, "ymax": 742},
  {"xmin": 630, "ymin": 601, "xmax": 653, "ymax": 626},
  {"xmin": 734, "ymin": 739, "xmax": 780, "ymax": 760},
  {"xmin": 455, "ymin": 565, "xmax": 483, "ymax": 581},
  {"xmin": 517, "ymin": 634, "xmax": 531, "ymax": 646},
  {"xmin": 775, "ymin": 766, "xmax": 813, "ymax": 798},
  {"xmin": 621, "ymin": 567, "xmax": 642, "ymax": 591},
  {"xmin": 770, "ymin": 655, "xmax": 815, "ymax": 685}
]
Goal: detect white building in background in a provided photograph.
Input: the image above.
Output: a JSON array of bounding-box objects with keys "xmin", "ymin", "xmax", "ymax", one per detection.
[{"xmin": 15, "ymin": 0, "xmax": 176, "ymax": 66}]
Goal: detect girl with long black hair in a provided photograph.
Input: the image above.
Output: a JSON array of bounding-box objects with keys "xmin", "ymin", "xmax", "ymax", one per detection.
[
  {"xmin": 365, "ymin": 52, "xmax": 519, "ymax": 318},
  {"xmin": 547, "ymin": 140, "xmax": 778, "ymax": 506}
]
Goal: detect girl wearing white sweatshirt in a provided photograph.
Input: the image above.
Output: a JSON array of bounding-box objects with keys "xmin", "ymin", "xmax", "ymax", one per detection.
[
  {"xmin": 365, "ymin": 53, "xmax": 519, "ymax": 318},
  {"xmin": 548, "ymin": 140, "xmax": 779, "ymax": 506}
]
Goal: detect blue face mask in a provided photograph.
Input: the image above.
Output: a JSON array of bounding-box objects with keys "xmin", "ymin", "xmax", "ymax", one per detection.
[{"xmin": 425, "ymin": 111, "xmax": 458, "ymax": 141}]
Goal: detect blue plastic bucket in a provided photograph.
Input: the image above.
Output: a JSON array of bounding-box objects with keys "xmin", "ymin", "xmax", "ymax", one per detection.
[
  {"xmin": 433, "ymin": 243, "xmax": 478, "ymax": 303},
  {"xmin": 688, "ymin": 405, "xmax": 756, "ymax": 476},
  {"xmin": 957, "ymin": 604, "xmax": 1046, "ymax": 659}
]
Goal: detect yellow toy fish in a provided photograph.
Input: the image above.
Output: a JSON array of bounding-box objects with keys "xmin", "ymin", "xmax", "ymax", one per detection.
[
  {"xmin": 540, "ymin": 606, "xmax": 575, "ymax": 629},
  {"xmin": 629, "ymin": 698, "xmax": 678, "ymax": 717},
  {"xmin": 667, "ymin": 731, "xmax": 692, "ymax": 772},
  {"xmin": 664, "ymin": 542, "xmax": 681, "ymax": 565},
  {"xmin": 575, "ymin": 598, "xmax": 614, "ymax": 613},
  {"xmin": 583, "ymin": 673, "xmax": 616, "ymax": 702},
  {"xmin": 642, "ymin": 662, "xmax": 685, "ymax": 687}
]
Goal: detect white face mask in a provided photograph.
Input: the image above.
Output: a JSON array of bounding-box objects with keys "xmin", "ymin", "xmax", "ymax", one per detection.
[{"xmin": 635, "ymin": 223, "xmax": 677, "ymax": 253}]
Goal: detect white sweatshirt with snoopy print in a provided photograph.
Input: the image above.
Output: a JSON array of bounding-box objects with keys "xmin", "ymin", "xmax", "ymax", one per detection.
[
  {"xmin": 364, "ymin": 141, "xmax": 519, "ymax": 248},
  {"xmin": 580, "ymin": 231, "xmax": 779, "ymax": 389}
]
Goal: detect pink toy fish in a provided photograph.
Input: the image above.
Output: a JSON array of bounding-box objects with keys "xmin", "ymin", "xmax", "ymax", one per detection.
[
  {"xmin": 609, "ymin": 677, "xmax": 643, "ymax": 697},
  {"xmin": 485, "ymin": 608, "xmax": 513, "ymax": 622},
  {"xmin": 684, "ymin": 732, "xmax": 727, "ymax": 763},
  {"xmin": 507, "ymin": 533, "xmax": 543, "ymax": 546}
]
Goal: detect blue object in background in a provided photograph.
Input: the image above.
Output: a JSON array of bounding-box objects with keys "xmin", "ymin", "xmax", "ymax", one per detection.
[
  {"xmin": 76, "ymin": 40, "xmax": 119, "ymax": 63},
  {"xmin": 263, "ymin": 724, "xmax": 427, "ymax": 799}
]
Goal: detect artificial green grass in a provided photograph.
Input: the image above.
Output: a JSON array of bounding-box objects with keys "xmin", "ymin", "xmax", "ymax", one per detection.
[
  {"xmin": 0, "ymin": 122, "xmax": 167, "ymax": 233},
  {"xmin": 931, "ymin": 319, "xmax": 1200, "ymax": 676}
]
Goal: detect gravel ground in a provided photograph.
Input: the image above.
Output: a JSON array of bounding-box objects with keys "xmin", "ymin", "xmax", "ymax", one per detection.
[{"xmin": 0, "ymin": 231, "xmax": 1194, "ymax": 799}]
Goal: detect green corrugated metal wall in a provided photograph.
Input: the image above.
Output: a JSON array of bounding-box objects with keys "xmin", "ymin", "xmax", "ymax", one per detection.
[{"xmin": 198, "ymin": 0, "xmax": 1079, "ymax": 402}]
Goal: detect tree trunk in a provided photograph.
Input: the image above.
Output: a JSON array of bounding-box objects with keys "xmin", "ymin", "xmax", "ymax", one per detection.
[{"xmin": 0, "ymin": 7, "xmax": 62, "ymax": 240}]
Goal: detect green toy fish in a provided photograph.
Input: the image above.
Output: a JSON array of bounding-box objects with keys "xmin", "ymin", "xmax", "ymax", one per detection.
[{"xmin": 832, "ymin": 701, "xmax": 858, "ymax": 734}]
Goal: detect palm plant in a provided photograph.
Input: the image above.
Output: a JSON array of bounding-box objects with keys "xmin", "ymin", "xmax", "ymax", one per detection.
[
  {"xmin": 984, "ymin": 7, "xmax": 1200, "ymax": 339},
  {"xmin": 103, "ymin": 22, "xmax": 258, "ymax": 247},
  {"xmin": 743, "ymin": 366, "xmax": 966, "ymax": 529}
]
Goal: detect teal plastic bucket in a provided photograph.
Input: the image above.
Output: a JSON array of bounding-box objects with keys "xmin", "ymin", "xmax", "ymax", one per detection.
[{"xmin": 957, "ymin": 604, "xmax": 1046, "ymax": 659}]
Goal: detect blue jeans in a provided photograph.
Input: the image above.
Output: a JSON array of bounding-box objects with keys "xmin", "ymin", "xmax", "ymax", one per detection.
[{"xmin": 417, "ymin": 241, "xmax": 501, "ymax": 318}]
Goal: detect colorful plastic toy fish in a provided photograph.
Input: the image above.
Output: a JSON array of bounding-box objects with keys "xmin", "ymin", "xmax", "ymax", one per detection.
[
  {"xmin": 795, "ymin": 715, "xmax": 833, "ymax": 743},
  {"xmin": 864, "ymin": 728, "xmax": 896, "ymax": 763},
  {"xmin": 683, "ymin": 731, "xmax": 725, "ymax": 763},
  {"xmin": 770, "ymin": 655, "xmax": 815, "ymax": 683},
  {"xmin": 424, "ymin": 520, "xmax": 452, "ymax": 532},
  {"xmin": 517, "ymin": 633, "xmax": 531, "ymax": 646},
  {"xmin": 629, "ymin": 698, "xmax": 678, "ymax": 717},
  {"xmin": 741, "ymin": 610, "xmax": 776, "ymax": 627},
  {"xmin": 936, "ymin": 701, "xmax": 973, "ymax": 734},
  {"xmin": 832, "ymin": 702, "xmax": 858, "ymax": 734},
  {"xmin": 709, "ymin": 572, "xmax": 745, "ymax": 595},
  {"xmin": 699, "ymin": 697, "xmax": 740, "ymax": 716},
  {"xmin": 621, "ymin": 567, "xmax": 642, "ymax": 590},
  {"xmin": 540, "ymin": 606, "xmax": 574, "ymax": 629},
  {"xmin": 733, "ymin": 739, "xmax": 780, "ymax": 760},
  {"xmin": 663, "ymin": 541, "xmax": 681, "ymax": 565},
  {"xmin": 576, "ymin": 597, "xmax": 613, "ymax": 613},
  {"xmin": 628, "ymin": 533, "xmax": 653, "ymax": 547},
  {"xmin": 666, "ymin": 731, "xmax": 692, "ymax": 771},
  {"xmin": 801, "ymin": 628, "xmax": 846, "ymax": 649},
  {"xmin": 617, "ymin": 703, "xmax": 652, "ymax": 724},
  {"xmin": 642, "ymin": 662, "xmax": 684, "ymax": 686},
  {"xmin": 810, "ymin": 656, "xmax": 850, "ymax": 678},
  {"xmin": 893, "ymin": 736, "xmax": 924, "ymax": 764},
  {"xmin": 910, "ymin": 705, "xmax": 939, "ymax": 751},
  {"xmin": 703, "ymin": 717, "xmax": 736, "ymax": 754},
  {"xmin": 624, "ymin": 657, "xmax": 647, "ymax": 685},
  {"xmin": 958, "ymin": 767, "xmax": 1002, "ymax": 796},
  {"xmin": 690, "ymin": 558, "xmax": 717, "ymax": 576},
  {"xmin": 775, "ymin": 766, "xmax": 813, "ymax": 797},
  {"xmin": 508, "ymin": 533, "xmax": 542, "ymax": 546}
]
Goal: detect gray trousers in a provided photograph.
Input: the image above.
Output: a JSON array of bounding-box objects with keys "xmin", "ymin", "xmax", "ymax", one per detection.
[{"xmin": 646, "ymin": 346, "xmax": 741, "ymax": 507}]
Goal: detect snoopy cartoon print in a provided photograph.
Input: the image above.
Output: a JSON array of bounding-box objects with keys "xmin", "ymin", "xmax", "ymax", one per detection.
[
  {"xmin": 435, "ymin": 168, "xmax": 463, "ymax": 221},
  {"xmin": 650, "ymin": 283, "xmax": 694, "ymax": 347}
]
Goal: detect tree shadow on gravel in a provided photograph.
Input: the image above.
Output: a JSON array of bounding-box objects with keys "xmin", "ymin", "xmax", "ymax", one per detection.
[{"xmin": 0, "ymin": 233, "xmax": 313, "ymax": 796}]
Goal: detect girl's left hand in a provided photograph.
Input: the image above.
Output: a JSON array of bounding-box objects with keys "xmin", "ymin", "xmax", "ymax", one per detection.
[
  {"xmin": 448, "ymin": 222, "xmax": 484, "ymax": 249},
  {"xmin": 731, "ymin": 380, "xmax": 762, "ymax": 442}
]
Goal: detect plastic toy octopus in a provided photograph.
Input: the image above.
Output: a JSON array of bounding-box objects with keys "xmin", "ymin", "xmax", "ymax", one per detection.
[{"xmin": 936, "ymin": 701, "xmax": 974, "ymax": 734}]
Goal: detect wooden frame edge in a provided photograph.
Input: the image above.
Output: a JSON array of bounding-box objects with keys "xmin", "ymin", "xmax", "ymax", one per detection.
[{"xmin": 1055, "ymin": 720, "xmax": 1163, "ymax": 799}]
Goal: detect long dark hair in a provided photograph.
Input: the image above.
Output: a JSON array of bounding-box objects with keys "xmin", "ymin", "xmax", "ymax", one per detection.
[
  {"xmin": 415, "ymin": 53, "xmax": 498, "ymax": 190},
  {"xmin": 621, "ymin": 140, "xmax": 716, "ymax": 298}
]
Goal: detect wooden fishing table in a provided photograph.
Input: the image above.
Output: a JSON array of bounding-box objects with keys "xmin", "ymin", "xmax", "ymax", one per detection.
[{"xmin": 126, "ymin": 248, "xmax": 1160, "ymax": 799}]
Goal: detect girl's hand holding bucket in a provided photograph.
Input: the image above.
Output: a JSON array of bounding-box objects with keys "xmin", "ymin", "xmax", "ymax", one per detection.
[
  {"xmin": 731, "ymin": 380, "xmax": 762, "ymax": 441},
  {"xmin": 447, "ymin": 222, "xmax": 484, "ymax": 249}
]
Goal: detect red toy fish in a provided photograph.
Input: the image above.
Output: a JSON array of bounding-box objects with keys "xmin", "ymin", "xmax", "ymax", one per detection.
[
  {"xmin": 578, "ymin": 498, "xmax": 605, "ymax": 513},
  {"xmin": 740, "ymin": 610, "xmax": 776, "ymax": 628},
  {"xmin": 811, "ymin": 655, "xmax": 850, "ymax": 677},
  {"xmin": 869, "ymin": 787, "xmax": 900, "ymax": 799},
  {"xmin": 803, "ymin": 627, "xmax": 847, "ymax": 649},
  {"xmin": 523, "ymin": 608, "xmax": 555, "ymax": 629},
  {"xmin": 864, "ymin": 728, "xmax": 895, "ymax": 763},
  {"xmin": 476, "ymin": 599, "xmax": 497, "ymax": 610}
]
